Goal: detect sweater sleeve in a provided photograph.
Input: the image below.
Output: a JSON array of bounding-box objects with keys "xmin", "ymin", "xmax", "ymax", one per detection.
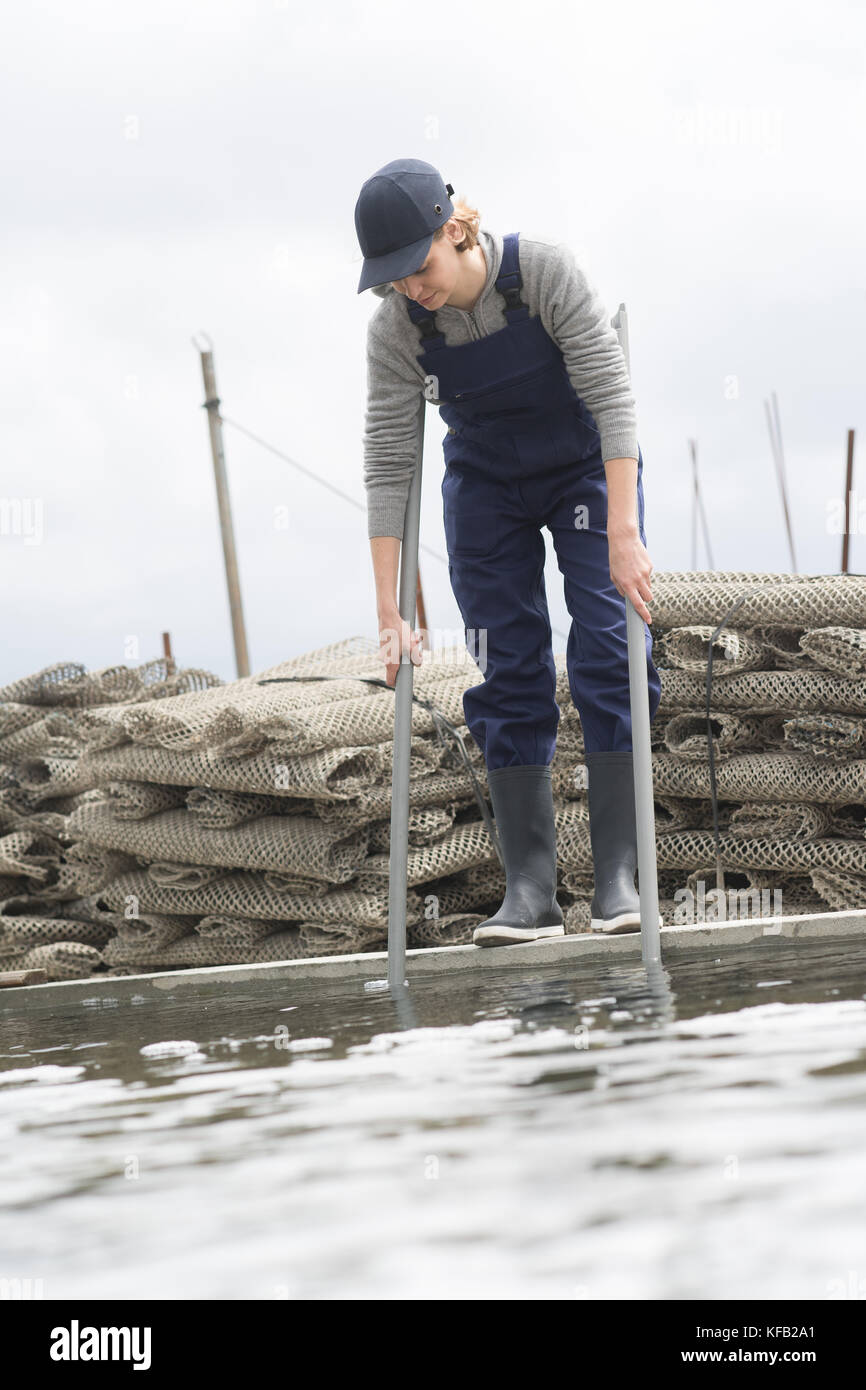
[
  {"xmin": 536, "ymin": 242, "xmax": 639, "ymax": 464},
  {"xmin": 363, "ymin": 317, "xmax": 424, "ymax": 541}
]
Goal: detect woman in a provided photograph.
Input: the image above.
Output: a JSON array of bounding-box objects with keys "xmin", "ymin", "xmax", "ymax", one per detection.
[{"xmin": 355, "ymin": 158, "xmax": 662, "ymax": 946}]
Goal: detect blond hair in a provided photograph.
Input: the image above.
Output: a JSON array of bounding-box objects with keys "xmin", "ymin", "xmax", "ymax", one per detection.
[{"xmin": 433, "ymin": 197, "xmax": 481, "ymax": 252}]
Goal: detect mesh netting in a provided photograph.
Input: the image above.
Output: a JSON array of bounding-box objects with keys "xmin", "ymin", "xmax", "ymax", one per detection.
[
  {"xmin": 0, "ymin": 660, "xmax": 222, "ymax": 709},
  {"xmin": 67, "ymin": 801, "xmax": 370, "ymax": 883},
  {"xmin": 0, "ymin": 914, "xmax": 115, "ymax": 947},
  {"xmin": 728, "ymin": 801, "xmax": 832, "ymax": 841},
  {"xmin": 369, "ymin": 804, "xmax": 456, "ymax": 851},
  {"xmin": 781, "ymin": 716, "xmax": 866, "ymax": 759},
  {"xmin": 652, "ymin": 750, "xmax": 866, "ymax": 802},
  {"xmin": 13, "ymin": 756, "xmax": 104, "ymax": 797},
  {"xmin": 0, "ymin": 711, "xmax": 82, "ymax": 760},
  {"xmin": 77, "ymin": 673, "xmax": 472, "ymax": 757},
  {"xmin": 104, "ymin": 781, "xmax": 188, "ymax": 819},
  {"xmin": 15, "ymin": 941, "xmax": 105, "ymax": 980},
  {"xmin": 810, "ymin": 868, "xmax": 866, "ymax": 911},
  {"xmin": 98, "ymin": 868, "xmax": 417, "ymax": 928},
  {"xmin": 751, "ymin": 626, "xmax": 822, "ymax": 671},
  {"xmin": 651, "ymin": 829, "xmax": 866, "ymax": 875},
  {"xmin": 408, "ymin": 913, "xmax": 485, "ymax": 947},
  {"xmin": 3, "ymin": 574, "xmax": 865, "ymax": 982},
  {"xmin": 799, "ymin": 628, "xmax": 866, "ymax": 677},
  {"xmin": 654, "ymin": 795, "xmax": 731, "ymax": 832},
  {"xmin": 654, "ymin": 626, "xmax": 769, "ymax": 675},
  {"xmin": 663, "ymin": 711, "xmax": 768, "ymax": 758},
  {"xmin": 185, "ymin": 787, "xmax": 307, "ymax": 827},
  {"xmin": 648, "ymin": 574, "xmax": 866, "ymax": 628},
  {"xmin": 0, "ymin": 704, "xmax": 47, "ymax": 739},
  {"xmin": 0, "ymin": 831, "xmax": 62, "ymax": 881},
  {"xmin": 78, "ymin": 740, "xmax": 432, "ymax": 799},
  {"xmin": 827, "ymin": 803, "xmax": 866, "ymax": 839},
  {"xmin": 101, "ymin": 924, "xmax": 389, "ymax": 970}
]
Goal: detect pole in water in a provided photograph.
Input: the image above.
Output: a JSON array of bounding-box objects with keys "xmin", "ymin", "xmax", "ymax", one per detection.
[
  {"xmin": 386, "ymin": 394, "xmax": 426, "ymax": 992},
  {"xmin": 611, "ymin": 304, "xmax": 662, "ymax": 966}
]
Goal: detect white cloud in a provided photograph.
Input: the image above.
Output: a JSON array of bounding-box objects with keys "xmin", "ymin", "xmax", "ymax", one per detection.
[{"xmin": 2, "ymin": 0, "xmax": 864, "ymax": 682}]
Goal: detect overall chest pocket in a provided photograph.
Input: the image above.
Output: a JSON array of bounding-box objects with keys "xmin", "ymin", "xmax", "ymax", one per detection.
[
  {"xmin": 441, "ymin": 469, "xmax": 502, "ymax": 557},
  {"xmin": 518, "ymin": 408, "xmax": 602, "ymax": 471},
  {"xmin": 448, "ymin": 364, "xmax": 552, "ymax": 416}
]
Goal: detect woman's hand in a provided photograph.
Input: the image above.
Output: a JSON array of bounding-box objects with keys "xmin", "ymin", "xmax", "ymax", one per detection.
[
  {"xmin": 607, "ymin": 521, "xmax": 654, "ymax": 626},
  {"xmin": 377, "ymin": 605, "xmax": 423, "ymax": 688}
]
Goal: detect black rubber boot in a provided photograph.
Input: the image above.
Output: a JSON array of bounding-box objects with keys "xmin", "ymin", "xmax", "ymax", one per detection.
[
  {"xmin": 473, "ymin": 764, "xmax": 565, "ymax": 947},
  {"xmin": 585, "ymin": 750, "xmax": 662, "ymax": 934}
]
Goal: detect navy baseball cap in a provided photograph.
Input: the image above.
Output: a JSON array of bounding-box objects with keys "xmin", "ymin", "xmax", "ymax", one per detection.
[{"xmin": 354, "ymin": 158, "xmax": 454, "ymax": 293}]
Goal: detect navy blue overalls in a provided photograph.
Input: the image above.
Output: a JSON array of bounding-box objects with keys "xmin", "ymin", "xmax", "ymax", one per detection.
[{"xmin": 406, "ymin": 232, "xmax": 662, "ymax": 771}]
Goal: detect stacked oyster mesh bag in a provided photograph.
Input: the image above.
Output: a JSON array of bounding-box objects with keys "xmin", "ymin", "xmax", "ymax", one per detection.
[
  {"xmin": 1, "ymin": 571, "xmax": 865, "ymax": 983},
  {"xmin": 0, "ymin": 660, "xmax": 224, "ymax": 982}
]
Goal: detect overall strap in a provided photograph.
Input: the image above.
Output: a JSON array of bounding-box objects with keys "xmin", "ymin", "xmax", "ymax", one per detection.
[
  {"xmin": 495, "ymin": 232, "xmax": 530, "ymax": 322},
  {"xmin": 406, "ymin": 295, "xmax": 446, "ymax": 350}
]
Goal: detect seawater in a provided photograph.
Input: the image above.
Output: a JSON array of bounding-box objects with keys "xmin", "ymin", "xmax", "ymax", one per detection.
[{"xmin": 1, "ymin": 937, "xmax": 865, "ymax": 1300}]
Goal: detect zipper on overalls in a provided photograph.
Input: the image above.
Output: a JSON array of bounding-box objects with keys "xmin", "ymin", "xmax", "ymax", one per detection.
[
  {"xmin": 452, "ymin": 363, "xmax": 551, "ymax": 404},
  {"xmin": 451, "ymin": 307, "xmax": 479, "ymax": 401}
]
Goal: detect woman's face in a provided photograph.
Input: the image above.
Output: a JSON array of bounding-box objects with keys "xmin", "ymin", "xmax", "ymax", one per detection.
[{"xmin": 389, "ymin": 221, "xmax": 463, "ymax": 307}]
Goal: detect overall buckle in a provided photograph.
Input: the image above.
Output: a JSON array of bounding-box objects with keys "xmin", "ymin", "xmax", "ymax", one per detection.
[{"xmin": 501, "ymin": 285, "xmax": 526, "ymax": 312}]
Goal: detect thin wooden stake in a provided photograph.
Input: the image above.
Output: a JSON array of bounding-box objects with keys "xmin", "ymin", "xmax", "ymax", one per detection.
[
  {"xmin": 690, "ymin": 438, "xmax": 698, "ymax": 569},
  {"xmin": 842, "ymin": 429, "xmax": 855, "ymax": 574},
  {"xmin": 193, "ymin": 333, "xmax": 251, "ymax": 678}
]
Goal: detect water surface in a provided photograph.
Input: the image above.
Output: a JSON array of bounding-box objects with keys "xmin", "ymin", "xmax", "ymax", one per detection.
[{"xmin": 1, "ymin": 939, "xmax": 865, "ymax": 1299}]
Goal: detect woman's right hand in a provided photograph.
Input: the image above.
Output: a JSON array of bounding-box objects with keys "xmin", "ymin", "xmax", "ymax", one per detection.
[{"xmin": 377, "ymin": 606, "xmax": 423, "ymax": 688}]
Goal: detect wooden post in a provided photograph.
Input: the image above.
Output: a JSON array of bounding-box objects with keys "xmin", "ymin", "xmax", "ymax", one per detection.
[
  {"xmin": 0, "ymin": 969, "xmax": 47, "ymax": 988},
  {"xmin": 193, "ymin": 334, "xmax": 251, "ymax": 677},
  {"xmin": 161, "ymin": 631, "xmax": 176, "ymax": 676},
  {"xmin": 842, "ymin": 429, "xmax": 855, "ymax": 574}
]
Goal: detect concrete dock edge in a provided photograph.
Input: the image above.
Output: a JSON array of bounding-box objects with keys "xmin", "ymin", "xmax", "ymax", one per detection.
[{"xmin": 1, "ymin": 908, "xmax": 865, "ymax": 1013}]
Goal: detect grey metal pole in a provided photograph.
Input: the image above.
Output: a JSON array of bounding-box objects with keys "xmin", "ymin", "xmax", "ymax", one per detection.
[
  {"xmin": 387, "ymin": 394, "xmax": 425, "ymax": 990},
  {"xmin": 193, "ymin": 333, "xmax": 251, "ymax": 678},
  {"xmin": 611, "ymin": 304, "xmax": 662, "ymax": 965}
]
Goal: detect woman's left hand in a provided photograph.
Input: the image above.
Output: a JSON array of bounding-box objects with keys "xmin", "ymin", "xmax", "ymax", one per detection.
[{"xmin": 607, "ymin": 522, "xmax": 654, "ymax": 625}]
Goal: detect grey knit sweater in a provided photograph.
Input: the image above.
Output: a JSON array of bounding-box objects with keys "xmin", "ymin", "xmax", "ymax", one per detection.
[{"xmin": 362, "ymin": 226, "xmax": 638, "ymax": 541}]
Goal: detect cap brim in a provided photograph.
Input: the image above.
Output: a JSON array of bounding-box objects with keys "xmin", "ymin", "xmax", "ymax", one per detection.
[{"xmin": 357, "ymin": 231, "xmax": 435, "ymax": 293}]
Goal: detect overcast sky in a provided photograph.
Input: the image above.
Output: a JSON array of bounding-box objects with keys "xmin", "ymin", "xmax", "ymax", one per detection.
[{"xmin": 2, "ymin": 0, "xmax": 864, "ymax": 687}]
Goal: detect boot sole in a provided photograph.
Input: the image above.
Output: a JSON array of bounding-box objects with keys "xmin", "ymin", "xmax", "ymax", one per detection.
[
  {"xmin": 590, "ymin": 912, "xmax": 664, "ymax": 934},
  {"xmin": 473, "ymin": 924, "xmax": 566, "ymax": 947}
]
